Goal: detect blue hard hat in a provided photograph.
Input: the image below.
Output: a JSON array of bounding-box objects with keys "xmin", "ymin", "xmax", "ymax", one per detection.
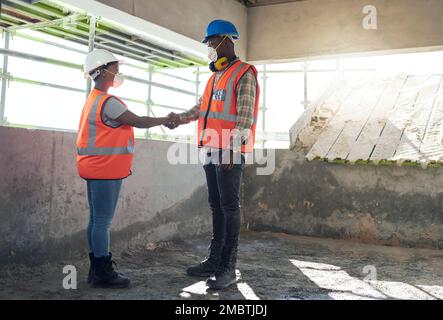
[{"xmin": 202, "ymin": 19, "xmax": 239, "ymax": 43}]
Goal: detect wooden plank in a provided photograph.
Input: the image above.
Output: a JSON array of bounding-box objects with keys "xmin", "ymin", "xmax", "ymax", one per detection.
[
  {"xmin": 295, "ymin": 76, "xmax": 354, "ymax": 151},
  {"xmin": 393, "ymin": 75, "xmax": 442, "ymax": 163},
  {"xmin": 306, "ymin": 76, "xmax": 370, "ymax": 160},
  {"xmin": 369, "ymin": 76, "xmax": 424, "ymax": 162},
  {"xmin": 326, "ymin": 79, "xmax": 385, "ymax": 161},
  {"xmin": 315, "ymin": 74, "xmax": 352, "ymax": 119},
  {"xmin": 417, "ymin": 78, "xmax": 443, "ymax": 164},
  {"xmin": 290, "ymin": 72, "xmax": 344, "ymax": 149},
  {"xmin": 346, "ymin": 75, "xmax": 408, "ymax": 162}
]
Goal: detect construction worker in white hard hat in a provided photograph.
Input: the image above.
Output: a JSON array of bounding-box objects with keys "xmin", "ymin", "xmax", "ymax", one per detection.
[{"xmin": 77, "ymin": 49, "xmax": 175, "ymax": 288}]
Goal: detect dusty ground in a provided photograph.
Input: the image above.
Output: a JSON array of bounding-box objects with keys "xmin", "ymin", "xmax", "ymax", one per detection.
[{"xmin": 0, "ymin": 231, "xmax": 442, "ymax": 300}]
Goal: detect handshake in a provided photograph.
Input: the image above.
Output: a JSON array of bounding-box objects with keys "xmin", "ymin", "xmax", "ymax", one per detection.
[{"xmin": 164, "ymin": 112, "xmax": 186, "ymax": 130}]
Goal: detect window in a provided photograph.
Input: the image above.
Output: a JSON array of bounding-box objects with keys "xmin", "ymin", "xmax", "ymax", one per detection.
[
  {"xmin": 0, "ymin": 29, "xmax": 203, "ymax": 143},
  {"xmin": 261, "ymin": 72, "xmax": 303, "ymax": 149},
  {"xmin": 3, "ymin": 12, "xmax": 443, "ymax": 151},
  {"xmin": 4, "ymin": 81, "xmax": 84, "ymax": 130}
]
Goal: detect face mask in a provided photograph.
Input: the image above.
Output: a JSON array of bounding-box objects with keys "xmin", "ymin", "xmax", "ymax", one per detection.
[
  {"xmin": 207, "ymin": 46, "xmax": 218, "ymax": 62},
  {"xmin": 207, "ymin": 36, "xmax": 228, "ymax": 62},
  {"xmin": 112, "ymin": 73, "xmax": 124, "ymax": 88},
  {"xmin": 104, "ymin": 69, "xmax": 125, "ymax": 88}
]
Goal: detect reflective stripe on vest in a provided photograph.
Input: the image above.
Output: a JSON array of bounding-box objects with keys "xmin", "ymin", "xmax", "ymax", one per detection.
[
  {"xmin": 198, "ymin": 110, "xmax": 257, "ymax": 124},
  {"xmin": 199, "ymin": 62, "xmax": 258, "ymax": 124},
  {"xmin": 77, "ymin": 94, "xmax": 134, "ymax": 156}
]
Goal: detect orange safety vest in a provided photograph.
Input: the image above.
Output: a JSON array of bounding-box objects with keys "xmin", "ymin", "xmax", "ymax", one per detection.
[
  {"xmin": 76, "ymin": 88, "xmax": 134, "ymax": 180},
  {"xmin": 198, "ymin": 60, "xmax": 260, "ymax": 153}
]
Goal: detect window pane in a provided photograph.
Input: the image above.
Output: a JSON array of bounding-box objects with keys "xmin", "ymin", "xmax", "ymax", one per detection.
[
  {"xmin": 265, "ymin": 73, "xmax": 304, "ymax": 133},
  {"xmin": 160, "ymin": 66, "xmax": 198, "ymax": 81},
  {"xmin": 265, "ymin": 140, "xmax": 289, "ymax": 149},
  {"xmin": 8, "ymin": 56, "xmax": 85, "ymax": 90},
  {"xmin": 116, "ymin": 54, "xmax": 151, "ymax": 81},
  {"xmin": 198, "ymin": 72, "xmax": 212, "ymax": 98},
  {"xmin": 151, "ymin": 86, "xmax": 196, "ymax": 110},
  {"xmin": 4, "ymin": 81, "xmax": 84, "ymax": 130},
  {"xmin": 308, "ymin": 59, "xmax": 338, "ymax": 70},
  {"xmin": 152, "ymin": 72, "xmax": 196, "ymax": 94},
  {"xmin": 308, "ymin": 72, "xmax": 336, "ymax": 106},
  {"xmin": 109, "ymin": 78, "xmax": 149, "ymax": 102},
  {"xmin": 340, "ymin": 51, "xmax": 443, "ymax": 75},
  {"xmin": 124, "ymin": 101, "xmax": 148, "ymax": 138},
  {"xmin": 254, "ymin": 64, "xmax": 264, "ymax": 72},
  {"xmin": 150, "ymin": 85, "xmax": 197, "ymax": 139},
  {"xmin": 11, "ymin": 30, "xmax": 86, "ymax": 65},
  {"xmin": 266, "ymin": 61, "xmax": 304, "ymax": 71},
  {"xmin": 148, "ymin": 106, "xmax": 197, "ymax": 140},
  {"xmin": 340, "ymin": 56, "xmax": 377, "ymax": 70}
]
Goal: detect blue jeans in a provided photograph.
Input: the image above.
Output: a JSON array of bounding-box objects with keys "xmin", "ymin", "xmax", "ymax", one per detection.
[{"xmin": 86, "ymin": 179, "xmax": 122, "ymax": 258}]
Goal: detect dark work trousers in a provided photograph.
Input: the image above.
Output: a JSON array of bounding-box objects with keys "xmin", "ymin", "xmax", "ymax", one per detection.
[{"xmin": 203, "ymin": 154, "xmax": 245, "ymax": 257}]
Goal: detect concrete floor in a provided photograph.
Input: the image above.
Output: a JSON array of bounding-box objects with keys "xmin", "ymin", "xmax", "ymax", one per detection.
[{"xmin": 0, "ymin": 231, "xmax": 442, "ymax": 300}]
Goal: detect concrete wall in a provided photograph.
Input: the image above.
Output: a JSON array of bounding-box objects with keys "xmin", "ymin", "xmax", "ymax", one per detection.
[
  {"xmin": 97, "ymin": 0, "xmax": 248, "ymax": 60},
  {"xmin": 96, "ymin": 0, "xmax": 443, "ymax": 62},
  {"xmin": 247, "ymin": 0, "xmax": 443, "ymax": 62},
  {"xmin": 0, "ymin": 126, "xmax": 209, "ymax": 265},
  {"xmin": 242, "ymin": 149, "xmax": 443, "ymax": 249},
  {"xmin": 2, "ymin": 125, "xmax": 443, "ymax": 267}
]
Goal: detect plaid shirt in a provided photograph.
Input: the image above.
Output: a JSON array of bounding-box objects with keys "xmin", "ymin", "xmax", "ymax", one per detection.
[{"xmin": 179, "ymin": 59, "xmax": 257, "ymax": 152}]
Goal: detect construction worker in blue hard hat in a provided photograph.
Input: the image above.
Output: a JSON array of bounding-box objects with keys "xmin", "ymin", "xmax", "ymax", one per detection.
[{"xmin": 165, "ymin": 19, "xmax": 260, "ymax": 290}]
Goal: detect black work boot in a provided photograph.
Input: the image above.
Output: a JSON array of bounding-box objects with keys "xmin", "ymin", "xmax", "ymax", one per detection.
[
  {"xmin": 206, "ymin": 246, "xmax": 238, "ymax": 290},
  {"xmin": 92, "ymin": 254, "xmax": 130, "ymax": 288},
  {"xmin": 88, "ymin": 252, "xmax": 125, "ymax": 284},
  {"xmin": 186, "ymin": 241, "xmax": 223, "ymax": 277}
]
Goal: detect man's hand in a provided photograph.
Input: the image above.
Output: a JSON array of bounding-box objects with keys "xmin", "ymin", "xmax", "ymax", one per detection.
[{"xmin": 164, "ymin": 112, "xmax": 183, "ymax": 129}]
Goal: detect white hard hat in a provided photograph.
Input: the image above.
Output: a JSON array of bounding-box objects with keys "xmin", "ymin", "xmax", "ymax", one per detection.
[{"xmin": 83, "ymin": 49, "xmax": 122, "ymax": 77}]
